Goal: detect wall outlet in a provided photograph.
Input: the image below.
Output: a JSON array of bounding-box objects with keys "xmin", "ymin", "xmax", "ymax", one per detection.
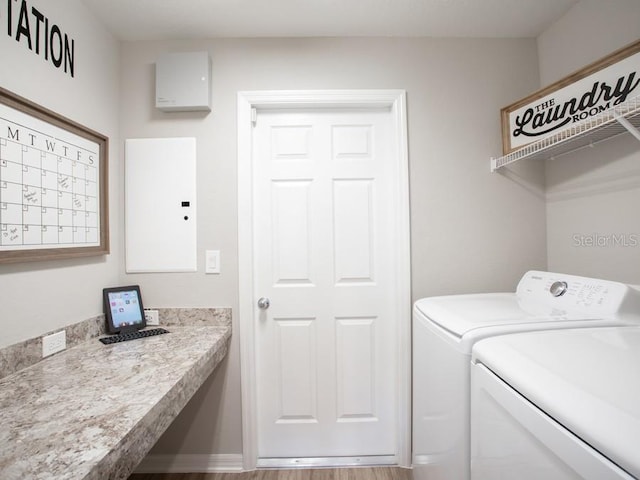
[
  {"xmin": 145, "ymin": 309, "xmax": 160, "ymax": 326},
  {"xmin": 42, "ymin": 330, "xmax": 66, "ymax": 358}
]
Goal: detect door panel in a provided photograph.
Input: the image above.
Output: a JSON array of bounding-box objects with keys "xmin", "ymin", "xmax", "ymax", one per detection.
[
  {"xmin": 275, "ymin": 318, "xmax": 317, "ymax": 423},
  {"xmin": 272, "ymin": 180, "xmax": 313, "ymax": 284},
  {"xmin": 333, "ymin": 179, "xmax": 375, "ymax": 283},
  {"xmin": 254, "ymin": 108, "xmax": 397, "ymax": 459},
  {"xmin": 336, "ymin": 317, "xmax": 377, "ymax": 421}
]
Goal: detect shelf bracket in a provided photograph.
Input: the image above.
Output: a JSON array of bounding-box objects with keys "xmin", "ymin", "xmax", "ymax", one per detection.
[{"xmin": 614, "ymin": 114, "xmax": 640, "ymax": 144}]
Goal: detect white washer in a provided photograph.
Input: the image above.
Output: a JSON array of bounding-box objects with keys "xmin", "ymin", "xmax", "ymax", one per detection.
[
  {"xmin": 471, "ymin": 325, "xmax": 640, "ymax": 479},
  {"xmin": 412, "ymin": 270, "xmax": 640, "ymax": 480}
]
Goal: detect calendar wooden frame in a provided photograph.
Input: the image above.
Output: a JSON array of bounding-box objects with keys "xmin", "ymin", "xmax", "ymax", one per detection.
[{"xmin": 0, "ymin": 87, "xmax": 109, "ymax": 263}]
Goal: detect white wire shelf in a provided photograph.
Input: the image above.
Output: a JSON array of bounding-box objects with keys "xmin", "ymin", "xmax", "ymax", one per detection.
[{"xmin": 491, "ymin": 95, "xmax": 640, "ymax": 172}]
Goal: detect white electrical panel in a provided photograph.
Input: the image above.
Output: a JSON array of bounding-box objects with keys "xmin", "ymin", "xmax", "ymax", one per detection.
[
  {"xmin": 155, "ymin": 52, "xmax": 212, "ymax": 112},
  {"xmin": 125, "ymin": 137, "xmax": 197, "ymax": 273}
]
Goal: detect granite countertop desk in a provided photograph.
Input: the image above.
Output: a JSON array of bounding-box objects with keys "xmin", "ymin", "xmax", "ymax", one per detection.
[{"xmin": 0, "ymin": 325, "xmax": 231, "ymax": 480}]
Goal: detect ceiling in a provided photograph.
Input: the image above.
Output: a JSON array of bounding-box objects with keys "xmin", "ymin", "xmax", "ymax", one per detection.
[{"xmin": 80, "ymin": 0, "xmax": 579, "ymax": 41}]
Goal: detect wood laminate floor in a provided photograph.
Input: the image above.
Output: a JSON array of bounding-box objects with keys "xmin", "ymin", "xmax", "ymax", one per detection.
[{"xmin": 129, "ymin": 467, "xmax": 413, "ymax": 480}]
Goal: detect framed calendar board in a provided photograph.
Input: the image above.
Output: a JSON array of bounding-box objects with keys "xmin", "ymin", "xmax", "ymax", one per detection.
[{"xmin": 0, "ymin": 87, "xmax": 109, "ymax": 263}]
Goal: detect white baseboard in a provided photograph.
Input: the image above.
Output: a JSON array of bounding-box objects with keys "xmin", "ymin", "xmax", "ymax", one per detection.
[
  {"xmin": 135, "ymin": 453, "xmax": 244, "ymax": 473},
  {"xmin": 257, "ymin": 455, "xmax": 397, "ymax": 468}
]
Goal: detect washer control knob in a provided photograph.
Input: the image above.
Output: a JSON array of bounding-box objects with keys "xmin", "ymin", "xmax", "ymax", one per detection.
[{"xmin": 550, "ymin": 281, "xmax": 568, "ymax": 297}]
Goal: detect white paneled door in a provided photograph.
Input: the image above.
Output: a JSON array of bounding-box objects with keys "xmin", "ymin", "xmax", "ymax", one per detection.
[{"xmin": 252, "ymin": 107, "xmax": 399, "ymax": 461}]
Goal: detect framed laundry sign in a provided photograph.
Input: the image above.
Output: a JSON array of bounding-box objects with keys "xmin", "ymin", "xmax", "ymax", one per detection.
[
  {"xmin": 0, "ymin": 87, "xmax": 109, "ymax": 263},
  {"xmin": 501, "ymin": 39, "xmax": 640, "ymax": 154}
]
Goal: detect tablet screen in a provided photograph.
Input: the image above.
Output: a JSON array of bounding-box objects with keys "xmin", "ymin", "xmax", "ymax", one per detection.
[{"xmin": 103, "ymin": 285, "xmax": 146, "ymax": 334}]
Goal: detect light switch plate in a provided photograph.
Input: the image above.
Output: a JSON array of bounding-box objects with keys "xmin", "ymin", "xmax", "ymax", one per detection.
[{"xmin": 205, "ymin": 250, "xmax": 220, "ymax": 274}]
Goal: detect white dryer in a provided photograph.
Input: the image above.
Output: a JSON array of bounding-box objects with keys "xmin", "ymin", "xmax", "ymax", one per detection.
[
  {"xmin": 471, "ymin": 325, "xmax": 640, "ymax": 479},
  {"xmin": 412, "ymin": 271, "xmax": 640, "ymax": 480}
]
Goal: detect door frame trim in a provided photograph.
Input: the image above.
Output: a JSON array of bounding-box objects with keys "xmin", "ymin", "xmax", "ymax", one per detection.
[{"xmin": 237, "ymin": 90, "xmax": 411, "ymax": 471}]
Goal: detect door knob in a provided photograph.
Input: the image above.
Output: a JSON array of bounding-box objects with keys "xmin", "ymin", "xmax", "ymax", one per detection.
[{"xmin": 257, "ymin": 297, "xmax": 270, "ymax": 310}]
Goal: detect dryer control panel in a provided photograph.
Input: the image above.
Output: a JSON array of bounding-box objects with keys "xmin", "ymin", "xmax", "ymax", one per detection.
[{"xmin": 516, "ymin": 271, "xmax": 640, "ymax": 319}]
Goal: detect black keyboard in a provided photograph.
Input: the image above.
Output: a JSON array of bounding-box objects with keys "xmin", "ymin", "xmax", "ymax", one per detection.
[{"xmin": 99, "ymin": 328, "xmax": 170, "ymax": 345}]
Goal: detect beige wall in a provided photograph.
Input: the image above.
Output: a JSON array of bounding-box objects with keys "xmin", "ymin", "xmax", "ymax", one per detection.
[
  {"xmin": 118, "ymin": 37, "xmax": 546, "ymax": 455},
  {"xmin": 0, "ymin": 0, "xmax": 121, "ymax": 348},
  {"xmin": 540, "ymin": 0, "xmax": 640, "ymax": 284}
]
